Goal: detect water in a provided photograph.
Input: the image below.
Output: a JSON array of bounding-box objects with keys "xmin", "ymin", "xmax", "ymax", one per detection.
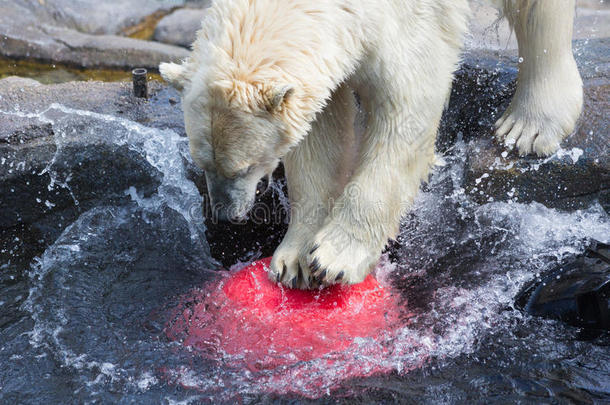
[
  {"xmin": 0, "ymin": 57, "xmax": 164, "ymax": 85},
  {"xmin": 0, "ymin": 105, "xmax": 609, "ymax": 403}
]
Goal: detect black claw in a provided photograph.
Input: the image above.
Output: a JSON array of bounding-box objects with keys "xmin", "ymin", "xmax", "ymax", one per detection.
[
  {"xmin": 317, "ymin": 269, "xmax": 327, "ymax": 282},
  {"xmin": 297, "ymin": 264, "xmax": 306, "ymax": 287},
  {"xmin": 335, "ymin": 271, "xmax": 344, "ymax": 281},
  {"xmin": 291, "ymin": 277, "xmax": 297, "ymax": 289},
  {"xmin": 310, "ymin": 258, "xmax": 321, "ymax": 273},
  {"xmin": 309, "ymin": 244, "xmax": 319, "ymax": 255}
]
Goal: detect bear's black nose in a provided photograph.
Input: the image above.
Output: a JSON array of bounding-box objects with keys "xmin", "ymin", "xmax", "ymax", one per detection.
[
  {"xmin": 256, "ymin": 174, "xmax": 270, "ymax": 196},
  {"xmin": 210, "ymin": 203, "xmax": 248, "ymax": 224}
]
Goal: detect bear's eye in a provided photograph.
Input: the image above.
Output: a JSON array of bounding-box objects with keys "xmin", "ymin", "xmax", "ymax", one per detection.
[
  {"xmin": 222, "ymin": 164, "xmax": 254, "ymax": 179},
  {"xmin": 236, "ymin": 165, "xmax": 255, "ymax": 177},
  {"xmin": 200, "ymin": 160, "xmax": 216, "ymax": 173}
]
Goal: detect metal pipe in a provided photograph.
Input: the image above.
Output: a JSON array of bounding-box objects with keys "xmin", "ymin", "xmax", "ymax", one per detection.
[{"xmin": 132, "ymin": 68, "xmax": 148, "ymax": 99}]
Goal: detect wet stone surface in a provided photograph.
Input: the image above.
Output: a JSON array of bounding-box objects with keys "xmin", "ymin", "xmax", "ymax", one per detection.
[{"xmin": 0, "ymin": 80, "xmax": 187, "ymax": 272}]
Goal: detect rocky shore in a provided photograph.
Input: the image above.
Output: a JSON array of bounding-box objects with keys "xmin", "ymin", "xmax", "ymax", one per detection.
[{"xmin": 0, "ymin": 0, "xmax": 211, "ymax": 69}]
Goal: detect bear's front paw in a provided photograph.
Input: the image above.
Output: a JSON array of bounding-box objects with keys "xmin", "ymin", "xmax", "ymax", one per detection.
[
  {"xmin": 306, "ymin": 223, "xmax": 381, "ymax": 287},
  {"xmin": 269, "ymin": 237, "xmax": 314, "ymax": 290}
]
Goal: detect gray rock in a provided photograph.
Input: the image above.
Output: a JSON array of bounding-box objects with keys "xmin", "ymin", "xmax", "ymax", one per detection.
[
  {"xmin": 41, "ymin": 25, "xmax": 190, "ymax": 69},
  {"xmin": 8, "ymin": 0, "xmax": 187, "ymax": 35},
  {"xmin": 153, "ymin": 8, "xmax": 209, "ymax": 48},
  {"xmin": 443, "ymin": 38, "xmax": 609, "ymax": 211},
  {"xmin": 0, "ymin": 79, "xmax": 185, "ymax": 268},
  {"xmin": 0, "ymin": 1, "xmax": 189, "ymax": 69},
  {"xmin": 0, "ymin": 76, "xmax": 41, "ymax": 88}
]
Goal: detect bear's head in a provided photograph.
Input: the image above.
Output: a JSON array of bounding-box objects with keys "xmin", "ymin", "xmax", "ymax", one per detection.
[{"xmin": 160, "ymin": 61, "xmax": 300, "ymax": 223}]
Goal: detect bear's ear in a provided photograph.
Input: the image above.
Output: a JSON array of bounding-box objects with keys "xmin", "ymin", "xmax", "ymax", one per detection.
[
  {"xmin": 159, "ymin": 62, "xmax": 190, "ymax": 92},
  {"xmin": 264, "ymin": 85, "xmax": 295, "ymax": 113}
]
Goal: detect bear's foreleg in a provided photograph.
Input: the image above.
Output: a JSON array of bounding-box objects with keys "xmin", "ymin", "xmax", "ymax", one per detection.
[
  {"xmin": 305, "ymin": 89, "xmax": 438, "ymax": 286},
  {"xmin": 269, "ymin": 84, "xmax": 358, "ymax": 289}
]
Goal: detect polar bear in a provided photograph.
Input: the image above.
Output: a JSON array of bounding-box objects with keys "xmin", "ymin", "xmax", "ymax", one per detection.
[{"xmin": 160, "ymin": 0, "xmax": 583, "ymax": 289}]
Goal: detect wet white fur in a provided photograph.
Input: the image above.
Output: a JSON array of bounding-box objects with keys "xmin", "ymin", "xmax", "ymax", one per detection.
[{"xmin": 160, "ymin": 0, "xmax": 583, "ymax": 288}]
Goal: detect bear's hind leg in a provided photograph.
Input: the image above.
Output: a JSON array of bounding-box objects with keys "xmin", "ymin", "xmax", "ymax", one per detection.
[
  {"xmin": 495, "ymin": 0, "xmax": 583, "ymax": 156},
  {"xmin": 269, "ymin": 84, "xmax": 358, "ymax": 289}
]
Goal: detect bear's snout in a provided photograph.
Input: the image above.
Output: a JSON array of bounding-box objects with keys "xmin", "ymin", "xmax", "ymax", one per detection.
[
  {"xmin": 207, "ymin": 187, "xmax": 253, "ymax": 224},
  {"xmin": 204, "ymin": 171, "xmax": 259, "ymax": 224},
  {"xmin": 211, "ymin": 203, "xmax": 250, "ymax": 223}
]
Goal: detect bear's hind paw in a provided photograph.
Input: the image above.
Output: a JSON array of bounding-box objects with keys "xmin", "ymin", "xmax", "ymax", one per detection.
[{"xmin": 494, "ymin": 61, "xmax": 583, "ymax": 157}]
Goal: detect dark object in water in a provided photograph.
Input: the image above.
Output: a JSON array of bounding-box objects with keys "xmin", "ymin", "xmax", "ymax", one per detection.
[
  {"xmin": 132, "ymin": 68, "xmax": 148, "ymax": 98},
  {"xmin": 516, "ymin": 241, "xmax": 610, "ymax": 331}
]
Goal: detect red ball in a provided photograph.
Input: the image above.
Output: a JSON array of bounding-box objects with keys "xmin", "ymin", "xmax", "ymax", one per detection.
[{"xmin": 167, "ymin": 258, "xmax": 399, "ymax": 370}]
